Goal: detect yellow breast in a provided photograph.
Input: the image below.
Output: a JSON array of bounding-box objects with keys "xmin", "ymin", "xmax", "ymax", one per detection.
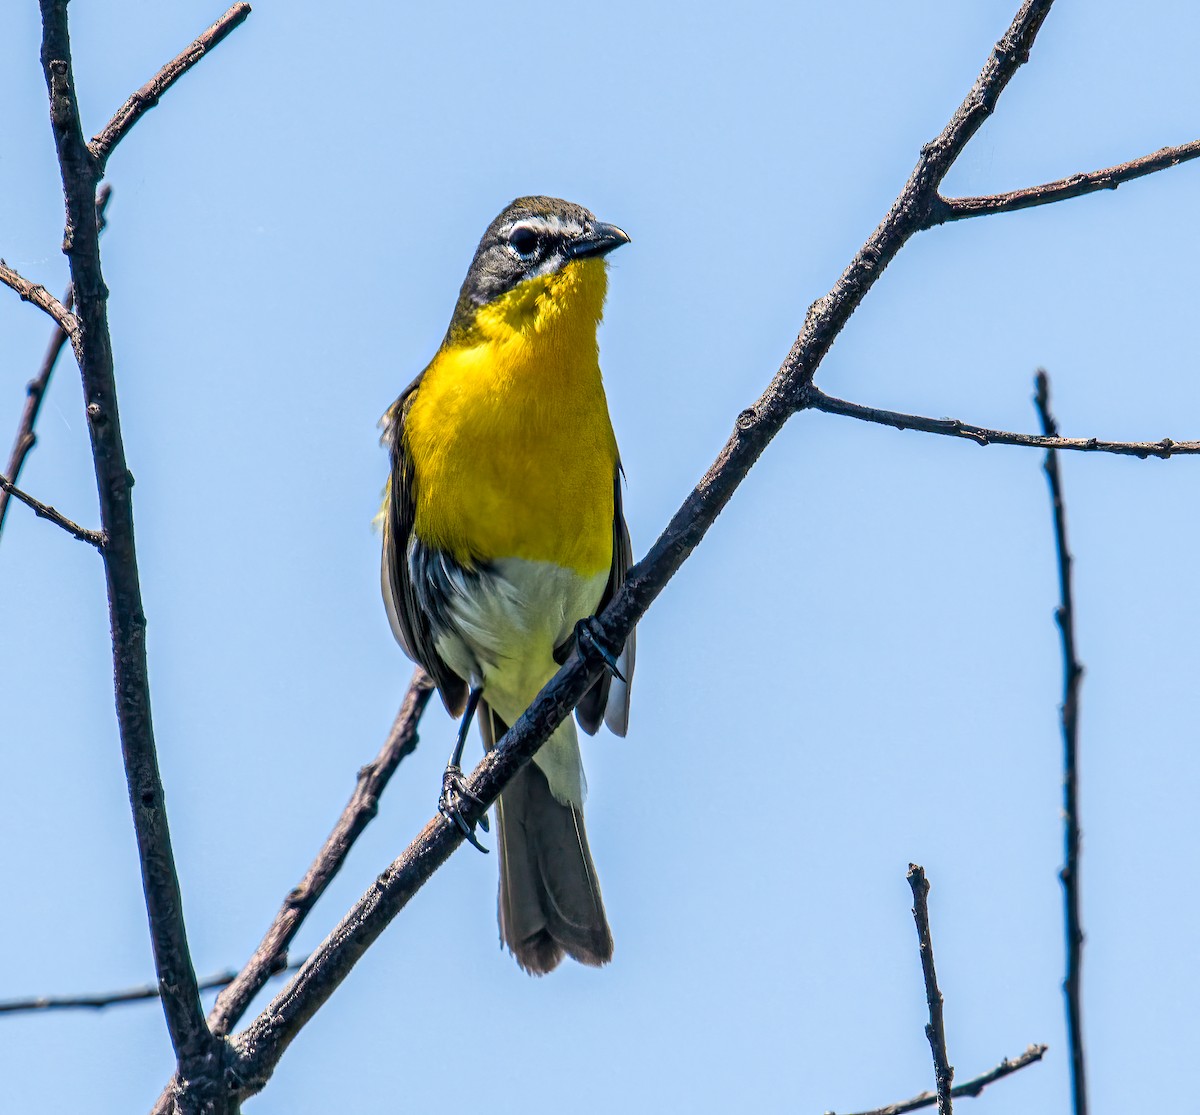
[{"xmin": 404, "ymin": 258, "xmax": 618, "ymax": 576}]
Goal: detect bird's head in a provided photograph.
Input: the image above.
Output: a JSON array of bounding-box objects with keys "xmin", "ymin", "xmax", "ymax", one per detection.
[{"xmin": 445, "ymin": 196, "xmax": 630, "ymax": 343}]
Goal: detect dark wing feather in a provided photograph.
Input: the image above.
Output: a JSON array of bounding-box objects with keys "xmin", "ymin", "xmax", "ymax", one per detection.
[
  {"xmin": 575, "ymin": 466, "xmax": 635, "ymax": 737},
  {"xmin": 484, "ymin": 704, "xmax": 613, "ymax": 973},
  {"xmin": 380, "ymin": 373, "xmax": 469, "ymax": 716}
]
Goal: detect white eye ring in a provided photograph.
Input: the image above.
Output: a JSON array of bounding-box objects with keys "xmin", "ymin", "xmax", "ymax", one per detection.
[{"xmin": 508, "ymin": 225, "xmax": 539, "ymax": 259}]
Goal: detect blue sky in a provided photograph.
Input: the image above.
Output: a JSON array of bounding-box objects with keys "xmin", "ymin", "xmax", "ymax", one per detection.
[{"xmin": 2, "ymin": 1, "xmax": 1198, "ymax": 1112}]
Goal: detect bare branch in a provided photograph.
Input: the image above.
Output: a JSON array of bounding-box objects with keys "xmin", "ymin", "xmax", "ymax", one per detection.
[
  {"xmin": 1034, "ymin": 371, "xmax": 1088, "ymax": 1115},
  {"xmin": 148, "ymin": 676, "xmax": 435, "ymax": 1113},
  {"xmin": 936, "ymin": 140, "xmax": 1200, "ymax": 224},
  {"xmin": 0, "ymin": 261, "xmax": 82, "ymax": 357},
  {"xmin": 89, "ymin": 3, "xmax": 252, "ymax": 167},
  {"xmin": 37, "ymin": 3, "xmax": 254, "ymax": 1100},
  {"xmin": 805, "ymin": 387, "xmax": 1200, "ymax": 458},
  {"xmin": 1, "ymin": 184, "xmax": 111, "ymax": 541},
  {"xmin": 0, "ymin": 472, "xmax": 104, "ymax": 547},
  {"xmin": 825, "ymin": 1044, "xmax": 1048, "ymax": 1115},
  {"xmin": 0, "ymin": 960, "xmax": 302, "ymax": 1017},
  {"xmin": 772, "ymin": 0, "xmax": 1056, "ymax": 410},
  {"xmin": 208, "ymin": 673, "xmax": 434, "ymax": 1037},
  {"xmin": 907, "ymin": 865, "xmax": 954, "ymax": 1114}
]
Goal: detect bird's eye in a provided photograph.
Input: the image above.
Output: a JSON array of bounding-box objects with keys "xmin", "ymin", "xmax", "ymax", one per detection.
[{"xmin": 509, "ymin": 227, "xmax": 539, "ymax": 258}]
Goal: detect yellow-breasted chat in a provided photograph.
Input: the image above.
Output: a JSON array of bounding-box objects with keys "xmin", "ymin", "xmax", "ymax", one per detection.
[{"xmin": 380, "ymin": 197, "xmax": 634, "ymax": 974}]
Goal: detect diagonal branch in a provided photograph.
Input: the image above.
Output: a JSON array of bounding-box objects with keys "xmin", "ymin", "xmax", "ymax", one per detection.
[
  {"xmin": 1034, "ymin": 371, "xmax": 1088, "ymax": 1115},
  {"xmin": 0, "ymin": 472, "xmax": 104, "ymax": 547},
  {"xmin": 0, "ymin": 261, "xmax": 82, "ymax": 358},
  {"xmin": 768, "ymin": 0, "xmax": 1055, "ymax": 416},
  {"xmin": 907, "ymin": 865, "xmax": 954, "ymax": 1114},
  {"xmin": 89, "ymin": 3, "xmax": 252, "ymax": 168},
  {"xmin": 37, "ymin": 4, "xmax": 251, "ymax": 1106},
  {"xmin": 149, "ymin": 675, "xmax": 435, "ymax": 1112},
  {"xmin": 805, "ymin": 387, "xmax": 1200, "ymax": 458},
  {"xmin": 215, "ymin": 1, "xmax": 1068, "ymax": 1102},
  {"xmin": 1, "ymin": 184, "xmax": 111, "ymax": 541},
  {"xmin": 0, "ymin": 959, "xmax": 302, "ymax": 1017},
  {"xmin": 935, "ymin": 140, "xmax": 1200, "ymax": 224},
  {"xmin": 824, "ymin": 1043, "xmax": 1048, "ymax": 1115},
  {"xmin": 208, "ymin": 673, "xmax": 434, "ymax": 1037}
]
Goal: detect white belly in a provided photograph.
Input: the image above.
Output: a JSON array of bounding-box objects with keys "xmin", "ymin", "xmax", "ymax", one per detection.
[{"xmin": 433, "ymin": 557, "xmax": 607, "ymax": 807}]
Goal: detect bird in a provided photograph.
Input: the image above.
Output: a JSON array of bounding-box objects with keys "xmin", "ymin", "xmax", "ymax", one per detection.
[{"xmin": 379, "ymin": 196, "xmax": 635, "ymax": 974}]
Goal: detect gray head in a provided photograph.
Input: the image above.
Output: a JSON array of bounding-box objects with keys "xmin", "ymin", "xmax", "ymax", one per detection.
[{"xmin": 444, "ymin": 196, "xmax": 629, "ymax": 339}]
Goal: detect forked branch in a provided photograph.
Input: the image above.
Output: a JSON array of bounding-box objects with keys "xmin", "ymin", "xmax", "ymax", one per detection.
[
  {"xmin": 826, "ymin": 1044, "xmax": 1048, "ymax": 1115},
  {"xmin": 1, "ymin": 184, "xmax": 111, "ymax": 541},
  {"xmin": 32, "ymin": 3, "xmax": 252, "ymax": 1107}
]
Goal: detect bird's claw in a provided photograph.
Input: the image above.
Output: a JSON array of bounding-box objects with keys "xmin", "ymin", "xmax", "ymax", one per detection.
[
  {"xmin": 574, "ymin": 617, "xmax": 625, "ymax": 682},
  {"xmin": 439, "ymin": 765, "xmax": 490, "ymax": 853}
]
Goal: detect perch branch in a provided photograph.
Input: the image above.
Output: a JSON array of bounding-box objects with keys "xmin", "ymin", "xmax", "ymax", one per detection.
[
  {"xmin": 805, "ymin": 387, "xmax": 1200, "ymax": 459},
  {"xmin": 908, "ymin": 865, "xmax": 954, "ymax": 1114},
  {"xmin": 1034, "ymin": 371, "xmax": 1088, "ymax": 1115}
]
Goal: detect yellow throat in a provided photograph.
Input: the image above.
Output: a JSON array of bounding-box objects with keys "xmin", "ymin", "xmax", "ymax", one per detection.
[{"xmin": 403, "ymin": 257, "xmax": 619, "ymax": 575}]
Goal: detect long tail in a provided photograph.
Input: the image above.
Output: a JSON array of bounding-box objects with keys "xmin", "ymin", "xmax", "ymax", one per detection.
[{"xmin": 479, "ymin": 702, "xmax": 613, "ymax": 975}]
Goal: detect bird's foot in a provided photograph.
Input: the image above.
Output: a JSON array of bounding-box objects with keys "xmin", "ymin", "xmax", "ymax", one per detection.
[
  {"xmin": 574, "ymin": 616, "xmax": 625, "ymax": 682},
  {"xmin": 439, "ymin": 764, "xmax": 490, "ymax": 853}
]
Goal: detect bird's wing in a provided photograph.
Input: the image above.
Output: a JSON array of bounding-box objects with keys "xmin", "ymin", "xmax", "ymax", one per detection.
[
  {"xmin": 380, "ymin": 373, "xmax": 469, "ymax": 716},
  {"xmin": 575, "ymin": 466, "xmax": 635, "ymax": 737}
]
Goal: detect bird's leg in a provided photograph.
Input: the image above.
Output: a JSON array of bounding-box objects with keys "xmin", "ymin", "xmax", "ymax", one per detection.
[
  {"xmin": 447, "ymin": 685, "xmax": 481, "ymax": 771},
  {"xmin": 439, "ymin": 686, "xmax": 490, "ymax": 853},
  {"xmin": 574, "ymin": 617, "xmax": 625, "ymax": 682}
]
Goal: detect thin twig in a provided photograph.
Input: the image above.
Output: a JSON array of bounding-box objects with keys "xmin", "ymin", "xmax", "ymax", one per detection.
[
  {"xmin": 907, "ymin": 865, "xmax": 953, "ymax": 1115},
  {"xmin": 1034, "ymin": 371, "xmax": 1088, "ymax": 1115},
  {"xmin": 935, "ymin": 140, "xmax": 1200, "ymax": 224},
  {"xmin": 219, "ymin": 6, "xmax": 1076, "ymax": 1101},
  {"xmin": 0, "ymin": 959, "xmax": 303, "ymax": 1017},
  {"xmin": 805, "ymin": 387, "xmax": 1200, "ymax": 459},
  {"xmin": 0, "ymin": 184, "xmax": 111, "ymax": 540},
  {"xmin": 89, "ymin": 3, "xmax": 252, "ymax": 168},
  {"xmin": 149, "ymin": 675, "xmax": 435, "ymax": 1112},
  {"xmin": 37, "ymin": 3, "xmax": 251, "ymax": 1105},
  {"xmin": 0, "ymin": 472, "xmax": 104, "ymax": 547},
  {"xmin": 0, "ymin": 261, "xmax": 82, "ymax": 358},
  {"xmin": 0, "ymin": 286, "xmax": 75, "ymax": 536},
  {"xmin": 208, "ymin": 673, "xmax": 434, "ymax": 1037},
  {"xmin": 825, "ymin": 1043, "xmax": 1048, "ymax": 1115}
]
